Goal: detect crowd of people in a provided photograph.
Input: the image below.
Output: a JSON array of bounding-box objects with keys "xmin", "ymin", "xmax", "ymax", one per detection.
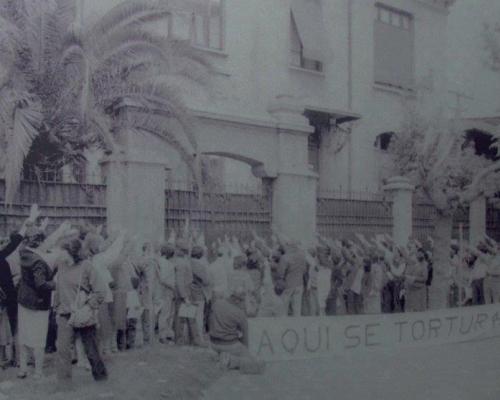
[{"xmin": 0, "ymin": 204, "xmax": 500, "ymax": 386}]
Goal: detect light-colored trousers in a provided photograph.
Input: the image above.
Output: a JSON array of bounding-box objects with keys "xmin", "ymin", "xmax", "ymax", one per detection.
[
  {"xmin": 157, "ymin": 290, "xmax": 176, "ymax": 340},
  {"xmin": 280, "ymin": 287, "xmax": 303, "ymax": 317}
]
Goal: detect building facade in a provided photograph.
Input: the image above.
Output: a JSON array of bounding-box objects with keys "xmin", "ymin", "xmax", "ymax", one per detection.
[
  {"xmin": 75, "ymin": 0, "xmax": 458, "ymax": 242},
  {"xmin": 81, "ymin": 0, "xmax": 455, "ymax": 189}
]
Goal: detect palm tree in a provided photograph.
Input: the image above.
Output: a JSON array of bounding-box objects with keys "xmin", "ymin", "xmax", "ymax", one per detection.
[{"xmin": 0, "ymin": 0, "xmax": 212, "ymax": 204}]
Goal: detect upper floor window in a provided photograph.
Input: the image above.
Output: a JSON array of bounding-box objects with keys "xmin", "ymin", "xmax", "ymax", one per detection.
[
  {"xmin": 374, "ymin": 3, "xmax": 414, "ymax": 90},
  {"xmin": 289, "ymin": 0, "xmax": 331, "ymax": 73},
  {"xmin": 191, "ymin": 0, "xmax": 224, "ymax": 50},
  {"xmin": 290, "ymin": 13, "xmax": 323, "ymax": 72},
  {"xmin": 171, "ymin": 0, "xmax": 224, "ymax": 50}
]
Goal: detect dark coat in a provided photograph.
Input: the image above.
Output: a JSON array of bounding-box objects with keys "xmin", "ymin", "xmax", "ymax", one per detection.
[
  {"xmin": 17, "ymin": 248, "xmax": 56, "ymax": 311},
  {"xmin": 0, "ymin": 233, "xmax": 23, "ymax": 304},
  {"xmin": 0, "ymin": 233, "xmax": 23, "ymax": 334},
  {"xmin": 276, "ymin": 249, "xmax": 308, "ymax": 291}
]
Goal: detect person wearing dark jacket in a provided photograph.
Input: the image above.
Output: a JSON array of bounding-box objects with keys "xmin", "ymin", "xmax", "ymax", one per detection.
[
  {"xmin": 17, "ymin": 232, "xmax": 56, "ymax": 379},
  {"xmin": 190, "ymin": 246, "xmax": 211, "ymax": 346},
  {"xmin": 0, "ymin": 231, "xmax": 24, "ymax": 367},
  {"xmin": 0, "ymin": 215, "xmax": 34, "ymax": 368},
  {"xmin": 209, "ymin": 286, "xmax": 264, "ymax": 373},
  {"xmin": 275, "ymin": 243, "xmax": 308, "ymax": 316}
]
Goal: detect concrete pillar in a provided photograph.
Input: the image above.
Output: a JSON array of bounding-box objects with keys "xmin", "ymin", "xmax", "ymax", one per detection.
[
  {"xmin": 469, "ymin": 195, "xmax": 486, "ymax": 246},
  {"xmin": 272, "ymin": 171, "xmax": 317, "ymax": 246},
  {"xmin": 101, "ymin": 155, "xmax": 167, "ymax": 243},
  {"xmin": 100, "ymin": 106, "xmax": 172, "ymax": 243},
  {"xmin": 268, "ymin": 95, "xmax": 317, "ymax": 246},
  {"xmin": 383, "ymin": 176, "xmax": 414, "ymax": 247}
]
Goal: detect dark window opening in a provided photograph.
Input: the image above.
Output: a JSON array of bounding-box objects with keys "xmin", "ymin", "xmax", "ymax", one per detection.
[
  {"xmin": 375, "ymin": 132, "xmax": 395, "ymax": 151},
  {"xmin": 464, "ymin": 129, "xmax": 499, "ymax": 161},
  {"xmin": 304, "ymin": 110, "xmax": 331, "ymax": 173}
]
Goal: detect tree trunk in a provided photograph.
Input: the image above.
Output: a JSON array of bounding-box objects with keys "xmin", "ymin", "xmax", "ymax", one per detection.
[{"xmin": 428, "ymin": 213, "xmax": 453, "ymax": 310}]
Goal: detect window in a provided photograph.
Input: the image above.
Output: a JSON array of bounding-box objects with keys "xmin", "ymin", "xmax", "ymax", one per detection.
[
  {"xmin": 190, "ymin": 0, "xmax": 224, "ymax": 50},
  {"xmin": 289, "ymin": 0, "xmax": 332, "ymax": 73},
  {"xmin": 374, "ymin": 3, "xmax": 414, "ymax": 90},
  {"xmin": 374, "ymin": 132, "xmax": 395, "ymax": 151},
  {"xmin": 172, "ymin": 0, "xmax": 224, "ymax": 50},
  {"xmin": 290, "ymin": 13, "xmax": 323, "ymax": 72}
]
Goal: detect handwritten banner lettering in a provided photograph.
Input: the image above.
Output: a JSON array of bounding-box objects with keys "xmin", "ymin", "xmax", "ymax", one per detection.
[{"xmin": 248, "ymin": 304, "xmax": 500, "ymax": 361}]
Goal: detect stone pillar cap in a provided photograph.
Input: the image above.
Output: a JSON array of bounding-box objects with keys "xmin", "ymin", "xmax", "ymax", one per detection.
[{"xmin": 383, "ymin": 176, "xmax": 414, "ymax": 192}]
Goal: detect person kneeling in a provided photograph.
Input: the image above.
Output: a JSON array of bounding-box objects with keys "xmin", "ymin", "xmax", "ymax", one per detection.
[{"xmin": 208, "ymin": 286, "xmax": 264, "ymax": 374}]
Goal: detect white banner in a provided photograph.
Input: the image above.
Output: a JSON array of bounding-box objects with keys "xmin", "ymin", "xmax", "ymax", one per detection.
[{"xmin": 248, "ymin": 304, "xmax": 500, "ymax": 361}]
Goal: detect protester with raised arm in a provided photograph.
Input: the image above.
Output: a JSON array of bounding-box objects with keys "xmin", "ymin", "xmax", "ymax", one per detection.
[
  {"xmin": 156, "ymin": 243, "xmax": 176, "ymax": 344},
  {"xmin": 343, "ymin": 244, "xmax": 365, "ymax": 315},
  {"xmin": 190, "ymin": 244, "xmax": 211, "ymax": 346},
  {"xmin": 468, "ymin": 241, "xmax": 491, "ymax": 306},
  {"xmin": 84, "ymin": 230, "xmax": 125, "ymax": 355},
  {"xmin": 274, "ymin": 239, "xmax": 308, "ymax": 317},
  {"xmin": 482, "ymin": 236, "xmax": 500, "ymax": 304},
  {"xmin": 174, "ymin": 237, "xmax": 202, "ymax": 346},
  {"xmin": 17, "ymin": 206, "xmax": 58, "ymax": 379},
  {"xmin": 53, "ymin": 238, "xmax": 107, "ymax": 391},
  {"xmin": 404, "ymin": 248, "xmax": 428, "ymax": 312},
  {"xmin": 0, "ymin": 206, "xmax": 38, "ymax": 368}
]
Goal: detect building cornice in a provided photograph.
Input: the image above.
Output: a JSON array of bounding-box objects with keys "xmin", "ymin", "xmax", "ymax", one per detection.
[{"xmin": 190, "ymin": 108, "xmax": 314, "ymax": 135}]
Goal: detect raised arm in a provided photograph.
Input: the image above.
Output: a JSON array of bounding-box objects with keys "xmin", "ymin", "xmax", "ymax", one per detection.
[
  {"xmin": 86, "ymin": 263, "xmax": 105, "ymax": 309},
  {"xmin": 92, "ymin": 231, "xmax": 126, "ymax": 270},
  {"xmin": 1, "ymin": 205, "xmax": 41, "ymax": 258},
  {"xmin": 38, "ymin": 221, "xmax": 72, "ymax": 253},
  {"xmin": 0, "ymin": 232, "xmax": 24, "ymax": 259}
]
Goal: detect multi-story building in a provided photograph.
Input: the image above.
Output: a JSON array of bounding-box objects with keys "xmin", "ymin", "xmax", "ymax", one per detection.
[
  {"xmin": 78, "ymin": 0, "xmax": 458, "ymax": 242},
  {"xmin": 83, "ymin": 0, "xmax": 455, "ymax": 193}
]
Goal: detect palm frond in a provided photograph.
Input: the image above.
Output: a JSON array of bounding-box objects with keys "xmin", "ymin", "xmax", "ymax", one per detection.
[
  {"xmin": 2, "ymin": 93, "xmax": 43, "ymax": 205},
  {"xmin": 130, "ymin": 120, "xmax": 198, "ymax": 183},
  {"xmin": 95, "ymin": 34, "xmax": 171, "ymax": 69},
  {"xmin": 41, "ymin": 0, "xmax": 77, "ymax": 66},
  {"xmin": 20, "ymin": 1, "xmax": 55, "ymax": 73},
  {"xmin": 59, "ymin": 32, "xmax": 86, "ymax": 66},
  {"xmin": 89, "ymin": 0, "xmax": 172, "ymax": 44},
  {"xmin": 88, "ymin": 109, "xmax": 117, "ymax": 153},
  {"xmin": 99, "ymin": 82, "xmax": 197, "ymax": 151}
]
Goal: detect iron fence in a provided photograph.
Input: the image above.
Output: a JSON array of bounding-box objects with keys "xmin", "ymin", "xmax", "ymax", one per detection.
[
  {"xmin": 1, "ymin": 180, "xmax": 498, "ymax": 246},
  {"xmin": 165, "ymin": 188, "xmax": 272, "ymax": 245},
  {"xmin": 317, "ymin": 193, "xmax": 500, "ymax": 242},
  {"xmin": 0, "ymin": 179, "xmax": 107, "ymax": 236},
  {"xmin": 317, "ymin": 196, "xmax": 392, "ymax": 239}
]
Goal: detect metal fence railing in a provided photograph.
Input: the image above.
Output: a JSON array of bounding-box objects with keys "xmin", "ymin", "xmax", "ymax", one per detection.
[
  {"xmin": 317, "ymin": 193, "xmax": 500, "ymax": 242},
  {"xmin": 2, "ymin": 180, "xmax": 499, "ymax": 245},
  {"xmin": 0, "ymin": 179, "xmax": 107, "ymax": 235},
  {"xmin": 165, "ymin": 188, "xmax": 272, "ymax": 245}
]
